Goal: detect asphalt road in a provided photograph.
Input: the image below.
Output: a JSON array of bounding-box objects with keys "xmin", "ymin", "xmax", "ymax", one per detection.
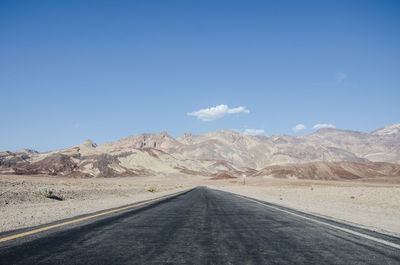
[{"xmin": 0, "ymin": 187, "xmax": 399, "ymax": 265}]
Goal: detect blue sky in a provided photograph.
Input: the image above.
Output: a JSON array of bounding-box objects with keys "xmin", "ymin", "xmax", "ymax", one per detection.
[{"xmin": 1, "ymin": 0, "xmax": 399, "ymax": 151}]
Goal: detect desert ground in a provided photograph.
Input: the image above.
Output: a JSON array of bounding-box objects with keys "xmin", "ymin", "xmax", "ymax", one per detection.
[
  {"xmin": 212, "ymin": 178, "xmax": 400, "ymax": 236},
  {"xmin": 1, "ymin": 174, "xmax": 400, "ymax": 237},
  {"xmin": 0, "ymin": 174, "xmax": 193, "ymax": 233}
]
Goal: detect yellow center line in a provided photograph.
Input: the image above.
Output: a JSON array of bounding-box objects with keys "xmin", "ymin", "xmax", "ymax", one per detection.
[{"xmin": 0, "ymin": 189, "xmax": 189, "ymax": 243}]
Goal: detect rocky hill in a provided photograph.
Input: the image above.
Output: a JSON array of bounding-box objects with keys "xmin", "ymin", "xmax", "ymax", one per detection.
[
  {"xmin": 1, "ymin": 123, "xmax": 400, "ymax": 180},
  {"xmin": 99, "ymin": 125, "xmax": 400, "ymax": 169},
  {"xmin": 255, "ymin": 161, "xmax": 400, "ymax": 180}
]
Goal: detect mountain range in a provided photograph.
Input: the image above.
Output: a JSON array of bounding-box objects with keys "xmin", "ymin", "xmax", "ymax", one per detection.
[{"xmin": 1, "ymin": 123, "xmax": 400, "ymax": 180}]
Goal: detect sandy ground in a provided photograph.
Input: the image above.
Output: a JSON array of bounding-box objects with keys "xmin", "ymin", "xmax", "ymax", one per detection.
[
  {"xmin": 1, "ymin": 174, "xmax": 400, "ymax": 237},
  {"xmin": 0, "ymin": 174, "xmax": 201, "ymax": 232},
  {"xmin": 209, "ymin": 178, "xmax": 400, "ymax": 236}
]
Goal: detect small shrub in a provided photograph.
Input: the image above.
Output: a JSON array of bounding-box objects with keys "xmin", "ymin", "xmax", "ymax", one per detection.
[
  {"xmin": 146, "ymin": 186, "xmax": 157, "ymax": 192},
  {"xmin": 38, "ymin": 188, "xmax": 53, "ymax": 198},
  {"xmin": 38, "ymin": 188, "xmax": 63, "ymax": 201}
]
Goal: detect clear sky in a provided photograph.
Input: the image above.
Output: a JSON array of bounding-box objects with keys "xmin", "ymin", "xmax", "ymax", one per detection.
[{"xmin": 1, "ymin": 0, "xmax": 399, "ymax": 151}]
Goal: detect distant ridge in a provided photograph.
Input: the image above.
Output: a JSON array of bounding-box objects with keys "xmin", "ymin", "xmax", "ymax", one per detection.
[{"xmin": 1, "ymin": 123, "xmax": 400, "ymax": 180}]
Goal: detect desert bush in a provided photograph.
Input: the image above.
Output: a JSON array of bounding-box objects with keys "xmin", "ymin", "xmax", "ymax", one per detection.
[
  {"xmin": 146, "ymin": 186, "xmax": 157, "ymax": 192},
  {"xmin": 38, "ymin": 188, "xmax": 63, "ymax": 200},
  {"xmin": 38, "ymin": 188, "xmax": 53, "ymax": 198}
]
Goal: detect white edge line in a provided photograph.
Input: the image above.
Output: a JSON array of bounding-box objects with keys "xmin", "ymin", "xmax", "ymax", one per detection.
[{"xmin": 236, "ymin": 195, "xmax": 400, "ymax": 250}]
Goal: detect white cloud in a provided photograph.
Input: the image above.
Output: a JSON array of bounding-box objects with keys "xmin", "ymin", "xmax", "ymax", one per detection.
[
  {"xmin": 243, "ymin": 129, "xmax": 265, "ymax": 136},
  {"xmin": 292, "ymin": 124, "xmax": 307, "ymax": 132},
  {"xmin": 187, "ymin": 104, "xmax": 250, "ymax": 122},
  {"xmin": 336, "ymin": 72, "xmax": 347, "ymax": 83},
  {"xmin": 313, "ymin": 123, "xmax": 336, "ymax": 129}
]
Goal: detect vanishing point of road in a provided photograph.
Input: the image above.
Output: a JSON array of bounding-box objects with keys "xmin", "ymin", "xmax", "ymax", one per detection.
[{"xmin": 0, "ymin": 187, "xmax": 399, "ymax": 264}]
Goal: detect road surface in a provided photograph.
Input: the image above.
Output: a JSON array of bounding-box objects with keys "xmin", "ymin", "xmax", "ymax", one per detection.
[{"xmin": 0, "ymin": 187, "xmax": 399, "ymax": 264}]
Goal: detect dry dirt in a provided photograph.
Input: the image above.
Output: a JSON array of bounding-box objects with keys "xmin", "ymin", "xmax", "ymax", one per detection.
[
  {"xmin": 1, "ymin": 174, "xmax": 400, "ymax": 237},
  {"xmin": 209, "ymin": 177, "xmax": 400, "ymax": 236},
  {"xmin": 0, "ymin": 174, "xmax": 201, "ymax": 232}
]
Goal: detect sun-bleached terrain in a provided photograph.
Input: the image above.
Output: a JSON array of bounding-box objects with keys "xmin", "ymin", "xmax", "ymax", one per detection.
[
  {"xmin": 1, "ymin": 174, "xmax": 400, "ymax": 236},
  {"xmin": 0, "ymin": 174, "xmax": 196, "ymax": 232},
  {"xmin": 1, "ymin": 123, "xmax": 400, "ymax": 234},
  {"xmin": 212, "ymin": 178, "xmax": 400, "ymax": 236},
  {"xmin": 1, "ymin": 123, "xmax": 400, "ymax": 180}
]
